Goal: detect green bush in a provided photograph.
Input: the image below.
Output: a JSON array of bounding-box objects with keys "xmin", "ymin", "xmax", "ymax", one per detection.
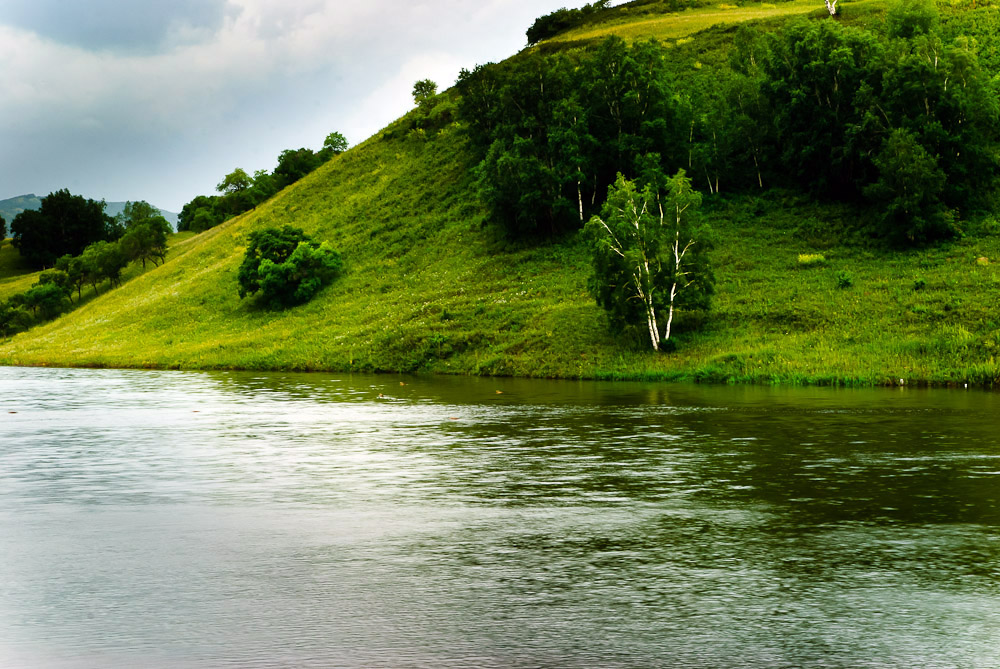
[{"xmin": 238, "ymin": 226, "xmax": 343, "ymax": 308}]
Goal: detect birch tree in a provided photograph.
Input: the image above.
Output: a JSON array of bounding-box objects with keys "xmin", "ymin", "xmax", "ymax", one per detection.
[{"xmin": 585, "ymin": 170, "xmax": 713, "ymax": 351}]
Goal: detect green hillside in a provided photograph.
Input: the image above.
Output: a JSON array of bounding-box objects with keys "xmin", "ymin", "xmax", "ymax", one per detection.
[{"xmin": 1, "ymin": 0, "xmax": 999, "ymax": 386}]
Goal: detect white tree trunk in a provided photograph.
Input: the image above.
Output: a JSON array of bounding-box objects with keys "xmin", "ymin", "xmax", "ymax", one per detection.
[
  {"xmin": 664, "ymin": 281, "xmax": 678, "ymax": 343},
  {"xmin": 825, "ymin": 0, "xmax": 838, "ymax": 15}
]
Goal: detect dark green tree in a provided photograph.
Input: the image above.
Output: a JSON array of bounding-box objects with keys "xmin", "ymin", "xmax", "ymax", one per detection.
[
  {"xmin": 412, "ymin": 79, "xmax": 438, "ymax": 110},
  {"xmin": 0, "ymin": 214, "xmax": 6, "ymax": 240},
  {"xmin": 11, "ymin": 189, "xmax": 114, "ymax": 268},
  {"xmin": 273, "ymin": 149, "xmax": 322, "ymax": 190},
  {"xmin": 864, "ymin": 128, "xmax": 954, "ymax": 243},
  {"xmin": 120, "ymin": 219, "xmax": 170, "ymax": 269},
  {"xmin": 0, "ymin": 300, "xmax": 31, "ymax": 338},
  {"xmin": 761, "ymin": 20, "xmax": 884, "ymax": 196},
  {"xmin": 55, "ymin": 254, "xmax": 88, "ymax": 301},
  {"xmin": 22, "ymin": 281, "xmax": 68, "ymax": 319},
  {"xmin": 178, "ymin": 195, "xmax": 223, "ymax": 232},
  {"xmin": 237, "ymin": 226, "xmax": 343, "ymax": 308},
  {"xmin": 323, "ymin": 131, "xmax": 348, "ymax": 156},
  {"xmin": 217, "ymin": 168, "xmax": 255, "ymax": 216},
  {"xmin": 80, "ymin": 240, "xmax": 127, "ymax": 292}
]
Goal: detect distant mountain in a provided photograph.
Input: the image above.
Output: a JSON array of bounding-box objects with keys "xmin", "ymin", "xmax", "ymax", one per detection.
[
  {"xmin": 0, "ymin": 194, "xmax": 179, "ymax": 231},
  {"xmin": 0, "ymin": 194, "xmax": 41, "ymax": 225}
]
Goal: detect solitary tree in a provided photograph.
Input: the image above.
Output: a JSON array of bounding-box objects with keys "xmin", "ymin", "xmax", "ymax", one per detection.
[
  {"xmin": 585, "ymin": 170, "xmax": 713, "ymax": 351},
  {"xmin": 412, "ymin": 79, "xmax": 438, "ymax": 109},
  {"xmin": 323, "ymin": 132, "xmax": 348, "ymax": 155},
  {"xmin": 0, "ymin": 214, "xmax": 6, "ymax": 240}
]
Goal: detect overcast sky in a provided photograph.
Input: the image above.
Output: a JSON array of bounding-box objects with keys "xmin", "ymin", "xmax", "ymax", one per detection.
[{"xmin": 0, "ymin": 0, "xmax": 585, "ymax": 212}]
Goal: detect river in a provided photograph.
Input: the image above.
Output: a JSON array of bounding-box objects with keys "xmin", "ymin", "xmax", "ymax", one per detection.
[{"xmin": 1, "ymin": 367, "xmax": 998, "ymax": 667}]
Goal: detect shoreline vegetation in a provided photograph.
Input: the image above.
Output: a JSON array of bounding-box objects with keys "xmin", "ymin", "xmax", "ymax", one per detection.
[{"xmin": 1, "ymin": 0, "xmax": 999, "ymax": 389}]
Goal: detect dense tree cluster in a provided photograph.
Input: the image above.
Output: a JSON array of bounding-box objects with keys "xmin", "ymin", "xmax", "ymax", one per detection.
[
  {"xmin": 10, "ymin": 189, "xmax": 115, "ymax": 268},
  {"xmin": 0, "ymin": 197, "xmax": 173, "ymax": 338},
  {"xmin": 734, "ymin": 2, "xmax": 1000, "ymax": 242},
  {"xmin": 237, "ymin": 226, "xmax": 343, "ymax": 308},
  {"xmin": 462, "ymin": 0, "xmax": 1000, "ymax": 246},
  {"xmin": 458, "ymin": 38, "xmax": 686, "ymax": 237},
  {"xmin": 178, "ymin": 131, "xmax": 349, "ymax": 233}
]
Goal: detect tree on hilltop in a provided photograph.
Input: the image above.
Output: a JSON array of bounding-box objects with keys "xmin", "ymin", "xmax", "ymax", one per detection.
[
  {"xmin": 323, "ymin": 132, "xmax": 348, "ymax": 155},
  {"xmin": 412, "ymin": 79, "xmax": 438, "ymax": 110}
]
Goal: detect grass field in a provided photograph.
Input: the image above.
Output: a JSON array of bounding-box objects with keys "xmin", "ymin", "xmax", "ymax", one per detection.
[
  {"xmin": 1, "ymin": 0, "xmax": 997, "ymax": 386},
  {"xmin": 550, "ymin": 0, "xmax": 829, "ymax": 42}
]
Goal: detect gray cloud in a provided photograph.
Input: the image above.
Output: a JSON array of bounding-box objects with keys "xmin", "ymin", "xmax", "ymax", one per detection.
[
  {"xmin": 1, "ymin": 0, "xmax": 228, "ymax": 53},
  {"xmin": 0, "ymin": 1, "xmax": 584, "ymax": 211}
]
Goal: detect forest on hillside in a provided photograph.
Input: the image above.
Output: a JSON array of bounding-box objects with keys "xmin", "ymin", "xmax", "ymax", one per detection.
[{"xmin": 457, "ymin": 0, "xmax": 999, "ymax": 247}]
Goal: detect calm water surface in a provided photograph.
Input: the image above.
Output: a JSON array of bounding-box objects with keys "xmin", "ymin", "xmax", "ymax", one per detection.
[{"xmin": 1, "ymin": 367, "xmax": 999, "ymax": 668}]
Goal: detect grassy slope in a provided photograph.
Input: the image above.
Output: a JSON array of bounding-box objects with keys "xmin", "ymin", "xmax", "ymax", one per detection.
[
  {"xmin": 1, "ymin": 1, "xmax": 999, "ymax": 386},
  {"xmin": 551, "ymin": 0, "xmax": 832, "ymax": 42},
  {"xmin": 0, "ymin": 240, "xmax": 36, "ymax": 298}
]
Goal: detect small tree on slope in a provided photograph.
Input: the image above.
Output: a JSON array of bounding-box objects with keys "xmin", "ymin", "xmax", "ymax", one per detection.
[{"xmin": 584, "ymin": 170, "xmax": 713, "ymax": 351}]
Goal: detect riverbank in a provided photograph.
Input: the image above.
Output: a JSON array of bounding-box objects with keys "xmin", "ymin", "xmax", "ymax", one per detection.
[{"xmin": 1, "ymin": 123, "xmax": 997, "ymax": 387}]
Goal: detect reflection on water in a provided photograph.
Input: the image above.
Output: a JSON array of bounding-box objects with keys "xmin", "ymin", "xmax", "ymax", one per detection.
[{"xmin": 1, "ymin": 367, "xmax": 999, "ymax": 667}]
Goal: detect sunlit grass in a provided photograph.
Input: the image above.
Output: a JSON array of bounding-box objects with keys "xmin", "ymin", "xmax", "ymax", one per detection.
[{"xmin": 549, "ymin": 0, "xmax": 827, "ymax": 43}]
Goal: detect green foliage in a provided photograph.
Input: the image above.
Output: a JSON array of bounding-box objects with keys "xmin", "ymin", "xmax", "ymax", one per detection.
[
  {"xmin": 323, "ymin": 132, "xmax": 348, "ymax": 155},
  {"xmin": 80, "ymin": 240, "xmax": 128, "ymax": 292},
  {"xmin": 274, "ymin": 149, "xmax": 323, "ymax": 190},
  {"xmin": 412, "ymin": 79, "xmax": 438, "ymax": 109},
  {"xmin": 120, "ymin": 218, "xmax": 170, "ymax": 269},
  {"xmin": 887, "ymin": 0, "xmax": 939, "ymax": 39},
  {"xmin": 458, "ymin": 38, "xmax": 680, "ymax": 238},
  {"xmin": 864, "ymin": 128, "xmax": 954, "ymax": 243},
  {"xmin": 725, "ymin": 16, "xmax": 1000, "ymax": 245},
  {"xmin": 0, "ymin": 300, "xmax": 31, "ymax": 338},
  {"xmin": 11, "ymin": 189, "xmax": 114, "ymax": 268},
  {"xmin": 237, "ymin": 226, "xmax": 343, "ymax": 308},
  {"xmin": 178, "ymin": 195, "xmax": 223, "ymax": 232},
  {"xmin": 836, "ymin": 270, "xmax": 854, "ymax": 289},
  {"xmin": 22, "ymin": 281, "xmax": 68, "ymax": 319},
  {"xmin": 217, "ymin": 168, "xmax": 252, "ymax": 195},
  {"xmin": 585, "ymin": 169, "xmax": 713, "ymax": 350},
  {"xmin": 0, "ymin": 214, "xmax": 5, "ymax": 240},
  {"xmin": 55, "ymin": 254, "xmax": 88, "ymax": 300},
  {"xmin": 116, "ymin": 201, "xmax": 164, "ymax": 231}
]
